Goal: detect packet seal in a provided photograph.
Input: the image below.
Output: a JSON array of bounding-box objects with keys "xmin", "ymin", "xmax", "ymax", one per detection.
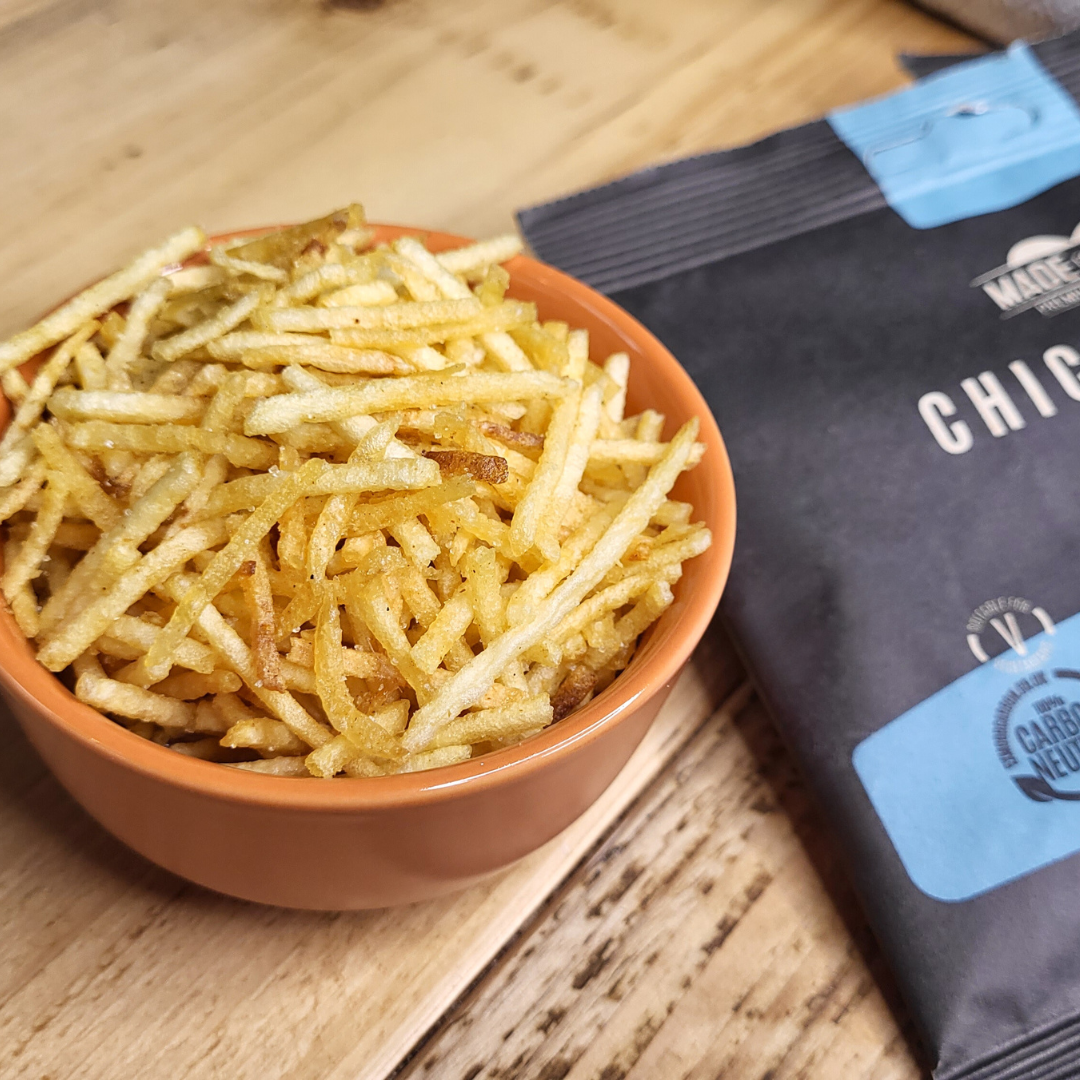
[
  {"xmin": 937, "ymin": 1004, "xmax": 1080, "ymax": 1079},
  {"xmin": 518, "ymin": 30, "xmax": 1080, "ymax": 296},
  {"xmin": 518, "ymin": 120, "xmax": 885, "ymax": 295}
]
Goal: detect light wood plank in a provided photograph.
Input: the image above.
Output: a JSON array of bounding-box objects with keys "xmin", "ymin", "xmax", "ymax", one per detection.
[{"xmin": 0, "ymin": 627, "xmax": 742, "ymax": 1080}]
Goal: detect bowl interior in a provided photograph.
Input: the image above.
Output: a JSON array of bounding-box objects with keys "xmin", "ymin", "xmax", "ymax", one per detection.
[{"xmin": 0, "ymin": 224, "xmax": 736, "ymax": 808}]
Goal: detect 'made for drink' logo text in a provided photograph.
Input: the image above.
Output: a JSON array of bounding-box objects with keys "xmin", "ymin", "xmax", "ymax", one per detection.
[
  {"xmin": 974, "ymin": 224, "xmax": 1080, "ymax": 319},
  {"xmin": 919, "ymin": 221, "xmax": 1080, "ymax": 457}
]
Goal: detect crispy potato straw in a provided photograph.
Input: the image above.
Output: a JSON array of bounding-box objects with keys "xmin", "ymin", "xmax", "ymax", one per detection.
[{"xmin": 0, "ymin": 207, "xmax": 711, "ymax": 776}]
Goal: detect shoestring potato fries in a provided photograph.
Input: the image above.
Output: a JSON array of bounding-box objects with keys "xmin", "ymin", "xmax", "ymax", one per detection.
[{"xmin": 0, "ymin": 206, "xmax": 711, "ymax": 777}]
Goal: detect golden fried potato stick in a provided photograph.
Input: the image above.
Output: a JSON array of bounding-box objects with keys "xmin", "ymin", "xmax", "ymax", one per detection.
[
  {"xmin": 509, "ymin": 386, "xmax": 580, "ymax": 559},
  {"xmin": 152, "ymin": 286, "xmax": 273, "ymax": 364},
  {"xmin": 480, "ymin": 332, "xmax": 533, "ymax": 373},
  {"xmin": 477, "ymin": 421, "xmax": 544, "ymax": 453},
  {"xmin": 220, "ymin": 716, "xmax": 308, "ymax": 756},
  {"xmin": 280, "ymin": 365, "xmax": 418, "ymax": 456},
  {"xmin": 74, "ymin": 652, "xmax": 197, "ymax": 728},
  {"xmin": 402, "ymin": 418, "xmax": 699, "ymax": 751},
  {"xmin": 0, "ymin": 225, "xmax": 205, "ymax": 375},
  {"xmin": 98, "ymin": 614, "xmax": 217, "ymax": 678},
  {"xmin": 305, "ymin": 419, "xmax": 401, "ymax": 581},
  {"xmin": 200, "ymin": 458, "xmax": 439, "ymax": 519},
  {"xmin": 30, "ymin": 424, "xmax": 122, "ymax": 529},
  {"xmin": 37, "ymin": 450, "xmax": 204, "ymax": 635},
  {"xmin": 551, "ymin": 563, "xmax": 682, "ymax": 646},
  {"xmin": 314, "ymin": 590, "xmax": 402, "ymax": 760},
  {"xmin": 325, "ymin": 306, "xmax": 535, "ymax": 350},
  {"xmin": 551, "ymin": 666, "xmax": 597, "ymax": 723},
  {"xmin": 344, "ymin": 477, "xmax": 476, "ymax": 537},
  {"xmin": 154, "ymin": 669, "xmax": 243, "ymax": 699},
  {"xmin": 589, "ymin": 438, "xmax": 707, "ymax": 466},
  {"xmin": 208, "ymin": 245, "xmax": 289, "ymax": 283},
  {"xmin": 156, "ymin": 573, "xmax": 333, "ymax": 749},
  {"xmin": 427, "ymin": 695, "xmax": 552, "ymax": 750},
  {"xmin": 588, "ymin": 580, "xmax": 675, "ymax": 670},
  {"xmin": 411, "ymin": 593, "xmax": 473, "ymax": 675},
  {"xmin": 652, "ymin": 500, "xmax": 693, "ymax": 527},
  {"xmin": 257, "ymin": 297, "xmax": 484, "ymax": 333},
  {"xmin": 36, "ymin": 518, "xmax": 228, "ymax": 672},
  {"xmin": 169, "ymin": 454, "xmax": 228, "ymax": 534},
  {"xmin": 0, "ymin": 321, "xmax": 99, "ymax": 488},
  {"xmin": 63, "ymin": 421, "xmax": 277, "ymax": 470},
  {"xmin": 0, "ymin": 457, "xmax": 46, "ymax": 525},
  {"xmin": 390, "ymin": 564, "xmax": 441, "ymax": 628},
  {"xmin": 318, "ymin": 281, "xmax": 398, "ymax": 307},
  {"xmin": 538, "ymin": 382, "xmax": 604, "ymax": 555},
  {"xmin": 182, "ymin": 364, "xmax": 281, "ymax": 399},
  {"xmin": 388, "ymin": 517, "xmax": 440, "ymax": 569},
  {"xmin": 48, "ymin": 388, "xmax": 206, "ymax": 425},
  {"xmin": 280, "ymin": 505, "xmax": 312, "ymax": 582},
  {"xmin": 349, "ymin": 576, "xmax": 434, "ymax": 701},
  {"xmin": 306, "ymin": 734, "xmax": 368, "ymax": 778},
  {"xmin": 601, "ymin": 527, "xmax": 712, "ymax": 585},
  {"xmin": 423, "ymin": 449, "xmax": 509, "ymax": 484},
  {"xmin": 244, "ymin": 370, "xmax": 569, "ymax": 435},
  {"xmin": 436, "ymin": 234, "xmax": 522, "ymax": 275},
  {"xmin": 143, "ymin": 458, "xmax": 328, "ymax": 679},
  {"xmin": 74, "ymin": 340, "xmax": 107, "ymax": 390},
  {"xmin": 239, "ymin": 551, "xmax": 285, "ymax": 691},
  {"xmin": 464, "ymin": 545, "xmax": 504, "ymax": 647},
  {"xmin": 603, "ymin": 352, "xmax": 630, "ymax": 424},
  {"xmin": 227, "ymin": 204, "xmax": 362, "ymax": 269},
  {"xmin": 397, "ymin": 745, "xmax": 472, "ymax": 772},
  {"xmin": 1, "ymin": 470, "xmax": 69, "ymax": 636},
  {"xmin": 269, "ymin": 260, "xmax": 377, "ymax": 307},
  {"xmin": 509, "ymin": 323, "xmax": 569, "ymax": 375},
  {"xmin": 504, "ymin": 497, "xmax": 624, "ymax": 627},
  {"xmin": 104, "ymin": 277, "xmax": 171, "ymax": 390},
  {"xmin": 209, "ymin": 333, "xmax": 409, "ymax": 375}
]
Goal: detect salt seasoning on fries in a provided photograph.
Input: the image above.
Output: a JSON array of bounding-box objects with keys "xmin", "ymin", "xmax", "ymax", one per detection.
[{"xmin": 0, "ymin": 205, "xmax": 712, "ymax": 776}]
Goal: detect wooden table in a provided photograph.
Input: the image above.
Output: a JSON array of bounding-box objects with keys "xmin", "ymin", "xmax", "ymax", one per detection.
[{"xmin": 0, "ymin": 2, "xmax": 977, "ymax": 1077}]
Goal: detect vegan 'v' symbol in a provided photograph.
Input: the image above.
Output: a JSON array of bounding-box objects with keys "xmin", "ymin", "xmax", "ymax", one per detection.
[
  {"xmin": 990, "ymin": 613, "xmax": 1028, "ymax": 656},
  {"xmin": 967, "ymin": 601, "xmax": 1055, "ymax": 665}
]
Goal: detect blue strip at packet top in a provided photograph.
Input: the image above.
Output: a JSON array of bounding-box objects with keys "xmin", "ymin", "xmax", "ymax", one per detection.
[{"xmin": 519, "ymin": 32, "xmax": 1080, "ymax": 1080}]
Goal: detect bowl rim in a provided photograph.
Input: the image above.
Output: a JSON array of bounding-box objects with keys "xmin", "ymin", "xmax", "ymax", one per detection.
[{"xmin": 0, "ymin": 223, "xmax": 736, "ymax": 811}]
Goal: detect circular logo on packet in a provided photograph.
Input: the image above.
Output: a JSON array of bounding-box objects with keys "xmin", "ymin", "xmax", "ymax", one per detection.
[
  {"xmin": 966, "ymin": 596, "xmax": 1055, "ymax": 673},
  {"xmin": 993, "ymin": 667, "xmax": 1080, "ymax": 802}
]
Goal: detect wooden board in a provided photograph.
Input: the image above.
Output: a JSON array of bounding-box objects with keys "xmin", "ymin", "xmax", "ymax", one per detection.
[
  {"xmin": 1, "ymin": 624, "xmax": 743, "ymax": 1079},
  {"xmin": 0, "ymin": 0, "xmax": 976, "ymax": 1076}
]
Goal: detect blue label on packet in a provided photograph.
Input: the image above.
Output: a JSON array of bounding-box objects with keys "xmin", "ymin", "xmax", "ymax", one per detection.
[
  {"xmin": 854, "ymin": 607, "xmax": 1080, "ymax": 902},
  {"xmin": 828, "ymin": 42, "xmax": 1080, "ymax": 228}
]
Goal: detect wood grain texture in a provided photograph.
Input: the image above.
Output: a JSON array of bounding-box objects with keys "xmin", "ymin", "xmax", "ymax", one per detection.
[
  {"xmin": 0, "ymin": 1, "xmax": 976, "ymax": 1076},
  {"xmin": 0, "ymin": 0, "xmax": 975, "ymax": 338},
  {"xmin": 0, "ymin": 625, "xmax": 741, "ymax": 1080},
  {"xmin": 397, "ymin": 696, "xmax": 923, "ymax": 1080}
]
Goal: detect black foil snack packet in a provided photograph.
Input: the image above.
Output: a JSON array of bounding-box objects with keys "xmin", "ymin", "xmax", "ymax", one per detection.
[{"xmin": 520, "ymin": 35, "xmax": 1080, "ymax": 1080}]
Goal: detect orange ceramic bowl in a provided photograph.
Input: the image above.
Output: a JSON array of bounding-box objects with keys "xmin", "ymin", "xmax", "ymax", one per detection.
[{"xmin": 0, "ymin": 225, "xmax": 736, "ymax": 910}]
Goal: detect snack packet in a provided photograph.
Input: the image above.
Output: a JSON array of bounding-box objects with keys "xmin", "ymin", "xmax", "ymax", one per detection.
[{"xmin": 520, "ymin": 33, "xmax": 1080, "ymax": 1080}]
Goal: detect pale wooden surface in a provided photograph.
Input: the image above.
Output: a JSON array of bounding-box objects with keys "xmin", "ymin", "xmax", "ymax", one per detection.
[
  {"xmin": 0, "ymin": 628, "xmax": 744, "ymax": 1080},
  {"xmin": 0, "ymin": 1, "xmax": 977, "ymax": 1077}
]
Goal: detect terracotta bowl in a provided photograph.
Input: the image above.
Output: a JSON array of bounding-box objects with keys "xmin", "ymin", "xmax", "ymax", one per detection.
[{"xmin": 0, "ymin": 225, "xmax": 736, "ymax": 910}]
